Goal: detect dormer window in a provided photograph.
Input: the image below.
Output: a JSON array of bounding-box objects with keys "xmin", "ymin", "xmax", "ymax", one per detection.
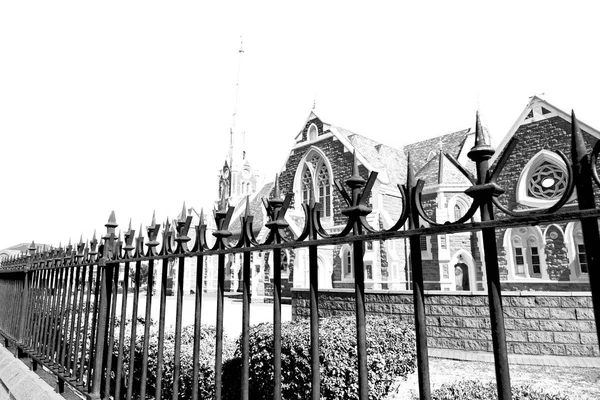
[{"xmin": 308, "ymin": 124, "xmax": 318, "ymax": 141}]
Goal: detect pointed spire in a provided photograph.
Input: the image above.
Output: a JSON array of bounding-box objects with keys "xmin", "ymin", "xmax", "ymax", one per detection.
[
  {"xmin": 138, "ymin": 224, "xmax": 143, "ymax": 239},
  {"xmin": 28, "ymin": 241, "xmax": 36, "ymax": 252},
  {"xmin": 79, "ymin": 235, "xmax": 83, "ymax": 245},
  {"xmin": 352, "ymin": 149, "xmax": 359, "ymax": 177},
  {"xmin": 244, "ymin": 195, "xmax": 251, "ymax": 217},
  {"xmin": 199, "ymin": 208, "xmax": 205, "ymax": 225},
  {"xmin": 468, "ymin": 110, "xmax": 495, "ymax": 162},
  {"xmin": 151, "ymin": 210, "xmax": 156, "ymax": 226},
  {"xmin": 181, "ymin": 201, "xmax": 187, "ymax": 221},
  {"xmin": 128, "ymin": 218, "xmax": 132, "ymax": 232},
  {"xmin": 274, "ymin": 173, "xmax": 281, "ymax": 199}
]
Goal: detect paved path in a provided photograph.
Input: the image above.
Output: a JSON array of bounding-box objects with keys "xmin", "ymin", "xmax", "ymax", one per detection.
[{"xmin": 430, "ymin": 348, "xmax": 600, "ymax": 368}]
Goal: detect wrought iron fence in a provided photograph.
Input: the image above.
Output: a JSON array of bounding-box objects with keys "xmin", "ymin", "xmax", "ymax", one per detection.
[{"xmin": 0, "ymin": 111, "xmax": 599, "ymax": 400}]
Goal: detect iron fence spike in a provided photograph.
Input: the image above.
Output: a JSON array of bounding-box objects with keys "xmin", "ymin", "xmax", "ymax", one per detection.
[
  {"xmin": 181, "ymin": 201, "xmax": 187, "ymax": 221},
  {"xmin": 151, "ymin": 210, "xmax": 156, "ymax": 226},
  {"xmin": 244, "ymin": 195, "xmax": 251, "ymax": 217},
  {"xmin": 274, "ymin": 173, "xmax": 281, "ymax": 199}
]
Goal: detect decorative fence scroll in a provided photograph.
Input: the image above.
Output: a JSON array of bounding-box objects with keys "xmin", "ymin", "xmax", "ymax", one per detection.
[{"xmin": 0, "ymin": 111, "xmax": 600, "ymax": 400}]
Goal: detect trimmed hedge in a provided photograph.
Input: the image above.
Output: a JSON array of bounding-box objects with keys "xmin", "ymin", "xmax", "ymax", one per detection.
[
  {"xmin": 223, "ymin": 315, "xmax": 417, "ymax": 400},
  {"xmin": 419, "ymin": 380, "xmax": 570, "ymax": 400},
  {"xmin": 112, "ymin": 320, "xmax": 235, "ymax": 399}
]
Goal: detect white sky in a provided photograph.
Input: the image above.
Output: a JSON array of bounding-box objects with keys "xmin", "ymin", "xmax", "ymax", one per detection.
[{"xmin": 2, "ymin": 1, "xmax": 600, "ymax": 250}]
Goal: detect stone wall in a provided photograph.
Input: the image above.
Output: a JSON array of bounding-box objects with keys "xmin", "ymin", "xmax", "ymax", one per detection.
[{"xmin": 292, "ymin": 289, "xmax": 599, "ymax": 357}]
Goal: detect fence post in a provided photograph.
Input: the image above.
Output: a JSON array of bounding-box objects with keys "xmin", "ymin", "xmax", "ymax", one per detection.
[
  {"xmin": 406, "ymin": 155, "xmax": 431, "ymax": 400},
  {"xmin": 90, "ymin": 212, "xmax": 117, "ymax": 398},
  {"xmin": 466, "ymin": 112, "xmax": 511, "ymax": 400},
  {"xmin": 17, "ymin": 242, "xmax": 36, "ymax": 358},
  {"xmin": 571, "ymin": 111, "xmax": 600, "ymax": 343}
]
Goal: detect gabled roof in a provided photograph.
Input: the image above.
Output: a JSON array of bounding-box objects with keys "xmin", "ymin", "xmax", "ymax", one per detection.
[
  {"xmin": 332, "ymin": 125, "xmax": 407, "ymax": 186},
  {"xmin": 490, "ymin": 95, "xmax": 600, "ymax": 165},
  {"xmin": 404, "ymin": 128, "xmax": 471, "ymax": 174},
  {"xmin": 228, "ymin": 181, "xmax": 275, "ymax": 236}
]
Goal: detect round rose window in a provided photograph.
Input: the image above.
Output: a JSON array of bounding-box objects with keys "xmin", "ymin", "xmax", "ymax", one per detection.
[{"xmin": 527, "ymin": 161, "xmax": 567, "ymax": 200}]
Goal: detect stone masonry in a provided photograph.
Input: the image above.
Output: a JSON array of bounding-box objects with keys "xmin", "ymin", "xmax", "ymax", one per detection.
[{"xmin": 292, "ymin": 289, "xmax": 599, "ymax": 357}]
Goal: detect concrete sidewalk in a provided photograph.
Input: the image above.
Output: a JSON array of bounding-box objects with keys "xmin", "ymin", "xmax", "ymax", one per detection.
[
  {"xmin": 0, "ymin": 345, "xmax": 64, "ymax": 400},
  {"xmin": 430, "ymin": 348, "xmax": 600, "ymax": 368}
]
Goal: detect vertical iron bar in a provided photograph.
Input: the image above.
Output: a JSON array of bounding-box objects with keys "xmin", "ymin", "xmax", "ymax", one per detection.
[
  {"xmin": 139, "ymin": 259, "xmax": 154, "ymax": 400},
  {"xmin": 126, "ymin": 260, "xmax": 142, "ymax": 400},
  {"xmin": 90, "ymin": 260, "xmax": 112, "ymax": 396},
  {"xmin": 79, "ymin": 264, "xmax": 94, "ymax": 384},
  {"xmin": 155, "ymin": 258, "xmax": 169, "ymax": 400},
  {"xmin": 273, "ymin": 248, "xmax": 282, "ymax": 400},
  {"xmin": 114, "ymin": 261, "xmax": 129, "ymax": 400},
  {"xmin": 42, "ymin": 266, "xmax": 58, "ymax": 360},
  {"xmin": 572, "ymin": 112, "xmax": 600, "ymax": 344},
  {"xmin": 67, "ymin": 266, "xmax": 81, "ymax": 377},
  {"xmin": 215, "ymin": 253, "xmax": 225, "ymax": 400},
  {"xmin": 308, "ymin": 243, "xmax": 320, "ymax": 400},
  {"xmin": 103, "ymin": 263, "xmax": 119, "ymax": 399},
  {"xmin": 88, "ymin": 264, "xmax": 102, "ymax": 390},
  {"xmin": 352, "ymin": 239, "xmax": 368, "ymax": 400},
  {"xmin": 48, "ymin": 266, "xmax": 64, "ymax": 364},
  {"xmin": 406, "ymin": 154, "xmax": 432, "ymax": 400},
  {"xmin": 408, "ymin": 234, "xmax": 430, "ymax": 400},
  {"xmin": 241, "ymin": 251, "xmax": 251, "ymax": 400},
  {"xmin": 17, "ymin": 269, "xmax": 30, "ymax": 346},
  {"xmin": 60, "ymin": 265, "xmax": 75, "ymax": 373},
  {"xmin": 191, "ymin": 254, "xmax": 204, "ymax": 400},
  {"xmin": 468, "ymin": 112, "xmax": 511, "ymax": 400},
  {"xmin": 172, "ymin": 256, "xmax": 186, "ymax": 400},
  {"xmin": 33, "ymin": 268, "xmax": 48, "ymax": 356}
]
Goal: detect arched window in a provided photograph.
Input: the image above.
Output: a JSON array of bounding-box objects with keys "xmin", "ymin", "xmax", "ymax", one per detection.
[
  {"xmin": 573, "ymin": 224, "xmax": 589, "ymax": 275},
  {"xmin": 318, "ymin": 165, "xmax": 331, "ymax": 217},
  {"xmin": 454, "ymin": 204, "xmax": 462, "ymax": 221},
  {"xmin": 510, "ymin": 227, "xmax": 543, "ymax": 278},
  {"xmin": 296, "ymin": 149, "xmax": 333, "ymax": 218},
  {"xmin": 342, "ymin": 245, "xmax": 353, "ymax": 280},
  {"xmin": 308, "ymin": 124, "xmax": 318, "ymax": 141}
]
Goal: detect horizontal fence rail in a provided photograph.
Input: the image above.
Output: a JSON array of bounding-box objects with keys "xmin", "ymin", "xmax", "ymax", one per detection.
[{"xmin": 0, "ymin": 111, "xmax": 599, "ymax": 400}]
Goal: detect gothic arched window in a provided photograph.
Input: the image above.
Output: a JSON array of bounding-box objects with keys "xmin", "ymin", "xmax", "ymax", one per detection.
[
  {"xmin": 318, "ymin": 164, "xmax": 331, "ymax": 217},
  {"xmin": 296, "ymin": 149, "xmax": 333, "ymax": 219}
]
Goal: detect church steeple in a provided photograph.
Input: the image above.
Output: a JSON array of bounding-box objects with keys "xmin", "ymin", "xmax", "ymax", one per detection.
[{"xmin": 217, "ymin": 37, "xmax": 260, "ymax": 209}]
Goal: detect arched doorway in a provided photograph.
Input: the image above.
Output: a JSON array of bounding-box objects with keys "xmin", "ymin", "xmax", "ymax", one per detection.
[{"xmin": 454, "ymin": 262, "xmax": 470, "ymax": 291}]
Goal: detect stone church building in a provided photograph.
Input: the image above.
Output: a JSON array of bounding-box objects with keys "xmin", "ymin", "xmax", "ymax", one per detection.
[{"xmin": 173, "ymin": 95, "xmax": 595, "ymax": 296}]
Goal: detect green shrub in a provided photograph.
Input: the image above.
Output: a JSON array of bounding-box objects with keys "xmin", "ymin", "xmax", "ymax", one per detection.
[
  {"xmin": 420, "ymin": 380, "xmax": 570, "ymax": 400},
  {"xmin": 223, "ymin": 315, "xmax": 416, "ymax": 400}
]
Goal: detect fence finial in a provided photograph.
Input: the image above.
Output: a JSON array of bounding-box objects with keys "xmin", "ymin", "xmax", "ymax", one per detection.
[
  {"xmin": 199, "ymin": 208, "xmax": 205, "ymax": 225},
  {"xmin": 180, "ymin": 201, "xmax": 187, "ymax": 221},
  {"xmin": 468, "ymin": 110, "xmax": 494, "ymax": 162},
  {"xmin": 244, "ymin": 195, "xmax": 251, "ymax": 217},
  {"xmin": 28, "ymin": 241, "xmax": 36, "ymax": 254},
  {"xmin": 151, "ymin": 210, "xmax": 156, "ymax": 227},
  {"xmin": 274, "ymin": 174, "xmax": 281, "ymax": 199},
  {"xmin": 138, "ymin": 224, "xmax": 143, "ymax": 239}
]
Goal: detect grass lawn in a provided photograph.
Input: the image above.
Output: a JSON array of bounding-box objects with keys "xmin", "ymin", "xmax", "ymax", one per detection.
[{"xmin": 387, "ymin": 358, "xmax": 600, "ymax": 400}]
